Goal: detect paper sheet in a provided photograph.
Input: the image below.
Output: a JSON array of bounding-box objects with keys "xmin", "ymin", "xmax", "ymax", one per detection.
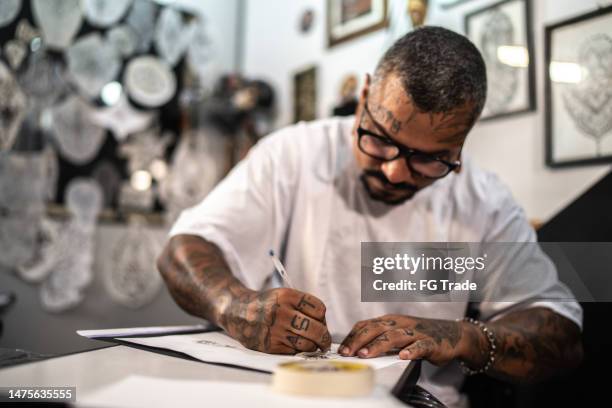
[
  {"xmin": 78, "ymin": 375, "xmax": 406, "ymax": 408},
  {"xmin": 116, "ymin": 331, "xmax": 409, "ymax": 373},
  {"xmin": 77, "ymin": 324, "xmax": 209, "ymax": 339}
]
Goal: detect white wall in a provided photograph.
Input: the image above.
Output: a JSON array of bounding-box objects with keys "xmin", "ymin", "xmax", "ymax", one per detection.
[
  {"xmin": 240, "ymin": 0, "xmax": 611, "ymax": 222},
  {"xmin": 168, "ymin": 0, "xmax": 240, "ymax": 73},
  {"xmin": 437, "ymin": 0, "xmax": 611, "ymax": 220}
]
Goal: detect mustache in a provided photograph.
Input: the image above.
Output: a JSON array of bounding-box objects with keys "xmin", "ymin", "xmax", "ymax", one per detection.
[{"xmin": 361, "ymin": 170, "xmax": 418, "ymax": 192}]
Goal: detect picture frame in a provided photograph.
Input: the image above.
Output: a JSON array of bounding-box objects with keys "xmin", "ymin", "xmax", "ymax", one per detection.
[
  {"xmin": 293, "ymin": 66, "xmax": 317, "ymax": 123},
  {"xmin": 439, "ymin": 0, "xmax": 475, "ymax": 9},
  {"xmin": 327, "ymin": 0, "xmax": 388, "ymax": 47},
  {"xmin": 465, "ymin": 0, "xmax": 536, "ymax": 121},
  {"xmin": 545, "ymin": 6, "xmax": 612, "ymax": 168}
]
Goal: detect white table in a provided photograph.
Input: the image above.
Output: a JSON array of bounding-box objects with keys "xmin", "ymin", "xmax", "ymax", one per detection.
[{"xmin": 0, "ymin": 342, "xmax": 414, "ymax": 407}]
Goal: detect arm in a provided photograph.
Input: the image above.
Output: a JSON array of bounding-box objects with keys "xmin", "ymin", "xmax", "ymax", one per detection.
[
  {"xmin": 157, "ymin": 234, "xmax": 332, "ymax": 354},
  {"xmin": 458, "ymin": 307, "xmax": 583, "ymax": 383},
  {"xmin": 339, "ymin": 307, "xmax": 582, "ymax": 384}
]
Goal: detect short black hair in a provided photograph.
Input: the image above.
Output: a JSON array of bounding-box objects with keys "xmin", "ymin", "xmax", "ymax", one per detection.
[{"xmin": 374, "ymin": 26, "xmax": 487, "ymax": 122}]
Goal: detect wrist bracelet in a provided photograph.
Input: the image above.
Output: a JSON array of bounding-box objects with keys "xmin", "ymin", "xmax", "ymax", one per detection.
[{"xmin": 457, "ymin": 317, "xmax": 496, "ymax": 375}]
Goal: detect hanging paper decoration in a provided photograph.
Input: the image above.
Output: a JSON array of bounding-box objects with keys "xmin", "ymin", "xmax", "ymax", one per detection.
[
  {"xmin": 106, "ymin": 25, "xmax": 138, "ymax": 58},
  {"xmin": 18, "ymin": 49, "xmax": 68, "ymax": 108},
  {"xmin": 154, "ymin": 7, "xmax": 195, "ymax": 67},
  {"xmin": 119, "ymin": 128, "xmax": 173, "ymax": 174},
  {"xmin": 0, "ymin": 61, "xmax": 27, "ymax": 152},
  {"xmin": 187, "ymin": 17, "xmax": 217, "ymax": 82},
  {"xmin": 50, "ymin": 96, "xmax": 106, "ymax": 164},
  {"xmin": 105, "ymin": 218, "xmax": 162, "ymax": 308},
  {"xmin": 126, "ymin": 0, "xmax": 158, "ymax": 54},
  {"xmin": 4, "ymin": 40, "xmax": 27, "ymax": 70},
  {"xmin": 88, "ymin": 94, "xmax": 156, "ymax": 142},
  {"xmin": 124, "ymin": 56, "xmax": 176, "ymax": 107},
  {"xmin": 32, "ymin": 0, "xmax": 82, "ymax": 50},
  {"xmin": 15, "ymin": 19, "xmax": 39, "ymax": 44},
  {"xmin": 0, "ymin": 151, "xmax": 49, "ymax": 271},
  {"xmin": 66, "ymin": 33, "xmax": 121, "ymax": 99},
  {"xmin": 36, "ymin": 179, "xmax": 103, "ymax": 312},
  {"xmin": 0, "ymin": 0, "xmax": 22, "ymax": 28},
  {"xmin": 159, "ymin": 129, "xmax": 227, "ymax": 223},
  {"xmin": 82, "ymin": 0, "xmax": 133, "ymax": 28}
]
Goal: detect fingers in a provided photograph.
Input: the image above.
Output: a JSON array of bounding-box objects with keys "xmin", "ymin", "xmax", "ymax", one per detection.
[
  {"xmin": 275, "ymin": 288, "xmax": 327, "ymax": 323},
  {"xmin": 338, "ymin": 321, "xmax": 368, "ymax": 351},
  {"xmin": 340, "ymin": 315, "xmax": 408, "ymax": 356},
  {"xmin": 286, "ymin": 309, "xmax": 332, "ymax": 351},
  {"xmin": 357, "ymin": 328, "xmax": 416, "ymax": 358},
  {"xmin": 339, "ymin": 322, "xmax": 387, "ymax": 356},
  {"xmin": 284, "ymin": 333, "xmax": 318, "ymax": 352},
  {"xmin": 400, "ymin": 339, "xmax": 435, "ymax": 360},
  {"xmin": 269, "ymin": 343, "xmax": 298, "ymax": 355},
  {"xmin": 271, "ymin": 289, "xmax": 331, "ymax": 351},
  {"xmin": 294, "ymin": 292, "xmax": 327, "ymax": 322}
]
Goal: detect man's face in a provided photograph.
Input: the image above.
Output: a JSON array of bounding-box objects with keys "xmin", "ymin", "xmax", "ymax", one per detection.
[{"xmin": 352, "ymin": 73, "xmax": 474, "ymax": 205}]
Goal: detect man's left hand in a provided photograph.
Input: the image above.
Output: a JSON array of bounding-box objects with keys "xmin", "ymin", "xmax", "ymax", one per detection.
[{"xmin": 339, "ymin": 314, "xmax": 466, "ymax": 365}]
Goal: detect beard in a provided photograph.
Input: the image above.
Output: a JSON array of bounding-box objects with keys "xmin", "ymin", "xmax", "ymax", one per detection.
[{"xmin": 359, "ymin": 169, "xmax": 419, "ymax": 205}]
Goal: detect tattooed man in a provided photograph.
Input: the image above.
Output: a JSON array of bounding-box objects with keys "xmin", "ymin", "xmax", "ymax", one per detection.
[{"xmin": 158, "ymin": 27, "xmax": 582, "ymax": 407}]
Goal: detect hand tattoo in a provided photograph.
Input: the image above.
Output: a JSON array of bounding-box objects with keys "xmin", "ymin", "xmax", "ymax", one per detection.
[
  {"xmin": 415, "ymin": 319, "xmax": 461, "ymax": 348},
  {"xmin": 291, "ymin": 315, "xmax": 310, "ymax": 331},
  {"xmin": 297, "ymin": 295, "xmax": 316, "ymax": 311}
]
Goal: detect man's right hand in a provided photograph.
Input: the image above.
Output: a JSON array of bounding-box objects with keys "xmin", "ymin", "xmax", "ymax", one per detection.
[
  {"xmin": 219, "ymin": 288, "xmax": 332, "ymax": 354},
  {"xmin": 157, "ymin": 235, "xmax": 330, "ymax": 355}
]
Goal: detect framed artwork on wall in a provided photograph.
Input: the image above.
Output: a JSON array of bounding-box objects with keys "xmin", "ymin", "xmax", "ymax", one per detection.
[
  {"xmin": 327, "ymin": 0, "xmax": 388, "ymax": 47},
  {"xmin": 293, "ymin": 66, "xmax": 317, "ymax": 123},
  {"xmin": 465, "ymin": 0, "xmax": 536, "ymax": 121},
  {"xmin": 545, "ymin": 6, "xmax": 612, "ymax": 168},
  {"xmin": 439, "ymin": 0, "xmax": 475, "ymax": 9}
]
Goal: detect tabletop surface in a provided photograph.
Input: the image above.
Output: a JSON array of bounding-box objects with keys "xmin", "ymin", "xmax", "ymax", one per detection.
[{"xmin": 0, "ymin": 342, "xmax": 412, "ymax": 407}]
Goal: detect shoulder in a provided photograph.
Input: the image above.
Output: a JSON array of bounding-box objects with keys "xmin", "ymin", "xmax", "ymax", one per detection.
[
  {"xmin": 444, "ymin": 157, "xmax": 531, "ymax": 239},
  {"xmin": 253, "ymin": 117, "xmax": 353, "ymax": 172},
  {"xmin": 451, "ymin": 157, "xmax": 515, "ymax": 209},
  {"xmin": 257, "ymin": 117, "xmax": 352, "ymax": 153}
]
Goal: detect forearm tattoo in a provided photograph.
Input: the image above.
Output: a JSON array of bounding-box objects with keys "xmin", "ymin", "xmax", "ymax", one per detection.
[
  {"xmin": 466, "ymin": 307, "xmax": 583, "ymax": 383},
  {"xmin": 157, "ymin": 235, "xmax": 280, "ymax": 351},
  {"xmin": 219, "ymin": 290, "xmax": 281, "ymax": 352},
  {"xmin": 414, "ymin": 319, "xmax": 461, "ymax": 348}
]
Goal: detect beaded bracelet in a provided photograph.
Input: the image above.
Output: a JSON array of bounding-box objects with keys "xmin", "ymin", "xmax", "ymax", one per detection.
[{"xmin": 457, "ymin": 317, "xmax": 496, "ymax": 375}]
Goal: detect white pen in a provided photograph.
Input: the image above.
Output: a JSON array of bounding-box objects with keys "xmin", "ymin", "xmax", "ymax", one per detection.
[{"xmin": 269, "ymin": 250, "xmax": 294, "ymax": 288}]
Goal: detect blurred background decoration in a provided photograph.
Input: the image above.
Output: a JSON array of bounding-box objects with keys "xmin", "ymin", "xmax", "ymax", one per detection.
[
  {"xmin": 408, "ymin": 0, "xmax": 429, "ymax": 27},
  {"xmin": 332, "ymin": 73, "xmax": 359, "ymax": 117},
  {"xmin": 0, "ymin": 0, "xmax": 276, "ymax": 357}
]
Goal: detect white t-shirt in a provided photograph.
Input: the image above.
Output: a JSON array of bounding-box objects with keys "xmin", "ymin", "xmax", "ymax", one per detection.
[{"xmin": 170, "ymin": 117, "xmax": 582, "ymax": 408}]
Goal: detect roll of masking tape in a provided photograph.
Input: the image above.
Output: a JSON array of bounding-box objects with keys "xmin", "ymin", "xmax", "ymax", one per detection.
[{"xmin": 271, "ymin": 361, "xmax": 374, "ymax": 397}]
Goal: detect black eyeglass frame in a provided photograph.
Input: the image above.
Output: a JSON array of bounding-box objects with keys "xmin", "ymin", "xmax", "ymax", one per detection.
[{"xmin": 357, "ymin": 100, "xmax": 461, "ymax": 180}]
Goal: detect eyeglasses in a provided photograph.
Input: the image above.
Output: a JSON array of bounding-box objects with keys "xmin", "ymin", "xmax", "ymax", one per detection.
[{"xmin": 357, "ymin": 100, "xmax": 461, "ymax": 180}]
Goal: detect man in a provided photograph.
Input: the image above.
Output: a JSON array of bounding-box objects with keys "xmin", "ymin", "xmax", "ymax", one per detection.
[{"xmin": 157, "ymin": 27, "xmax": 582, "ymax": 407}]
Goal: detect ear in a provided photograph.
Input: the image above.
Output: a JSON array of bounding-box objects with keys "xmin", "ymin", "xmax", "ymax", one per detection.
[
  {"xmin": 453, "ymin": 150, "xmax": 463, "ymax": 173},
  {"xmin": 360, "ymin": 73, "xmax": 371, "ymax": 101},
  {"xmin": 356, "ymin": 73, "xmax": 371, "ymax": 119}
]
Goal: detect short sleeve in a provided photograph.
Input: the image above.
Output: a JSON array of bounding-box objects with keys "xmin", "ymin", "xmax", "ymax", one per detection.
[
  {"xmin": 169, "ymin": 127, "xmax": 300, "ymax": 290},
  {"xmin": 474, "ymin": 178, "xmax": 583, "ymax": 329}
]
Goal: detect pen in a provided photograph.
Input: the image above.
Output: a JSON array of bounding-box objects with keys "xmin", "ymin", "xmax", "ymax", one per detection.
[
  {"xmin": 270, "ymin": 250, "xmax": 329, "ymax": 354},
  {"xmin": 269, "ymin": 250, "xmax": 294, "ymax": 288}
]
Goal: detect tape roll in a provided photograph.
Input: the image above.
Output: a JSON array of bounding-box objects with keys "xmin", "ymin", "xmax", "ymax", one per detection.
[{"xmin": 271, "ymin": 361, "xmax": 374, "ymax": 397}]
